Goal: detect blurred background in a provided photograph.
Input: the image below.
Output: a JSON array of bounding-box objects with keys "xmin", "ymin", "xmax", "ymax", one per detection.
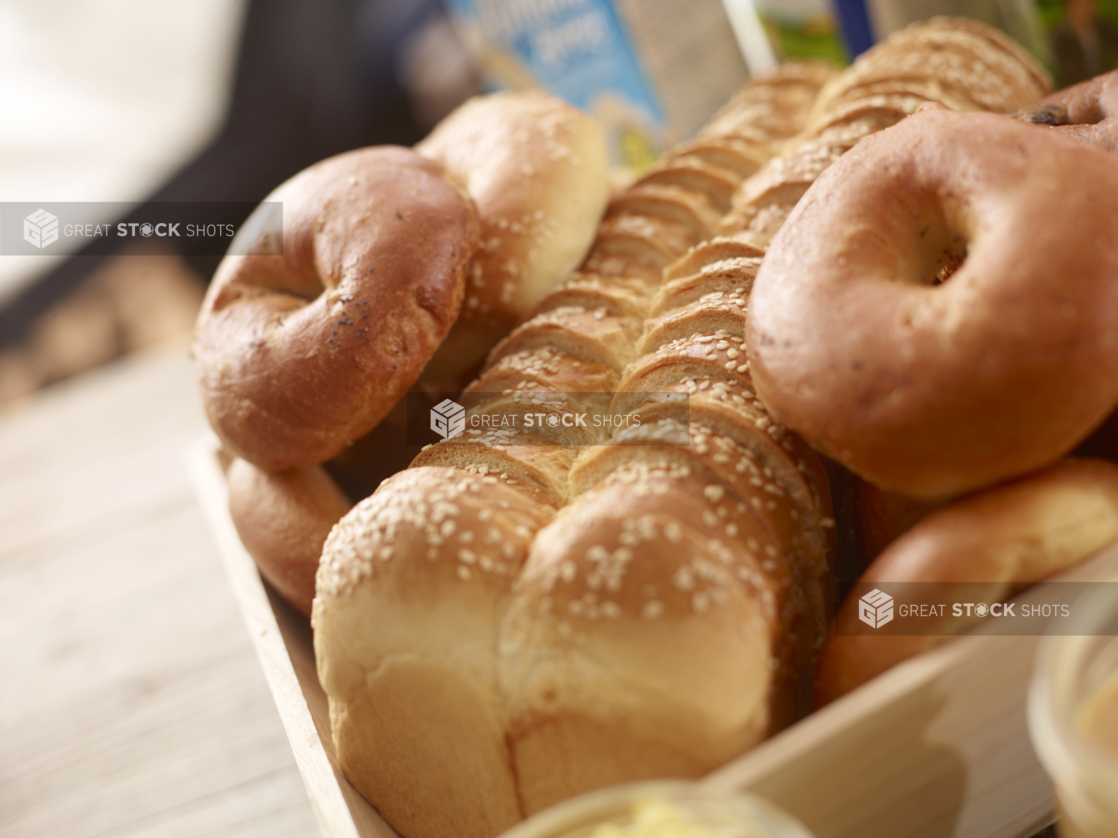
[
  {"xmin": 0, "ymin": 0, "xmax": 482, "ymax": 409},
  {"xmin": 1, "ymin": 0, "xmax": 1115, "ymax": 412}
]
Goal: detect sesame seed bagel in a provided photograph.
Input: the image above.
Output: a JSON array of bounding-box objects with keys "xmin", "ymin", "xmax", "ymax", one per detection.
[
  {"xmin": 417, "ymin": 91, "xmax": 611, "ymax": 379},
  {"xmin": 748, "ymin": 107, "xmax": 1118, "ymax": 499},
  {"xmin": 195, "ymin": 146, "xmax": 480, "ymax": 472},
  {"xmin": 205, "ymin": 93, "xmax": 615, "ymax": 618}
]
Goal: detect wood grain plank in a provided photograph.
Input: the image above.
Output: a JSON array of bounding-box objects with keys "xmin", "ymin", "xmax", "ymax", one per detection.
[
  {"xmin": 98, "ymin": 768, "xmax": 319, "ymax": 838},
  {"xmin": 0, "ymin": 350, "xmax": 318, "ymax": 838},
  {"xmin": 0, "ymin": 348, "xmax": 209, "ymax": 565}
]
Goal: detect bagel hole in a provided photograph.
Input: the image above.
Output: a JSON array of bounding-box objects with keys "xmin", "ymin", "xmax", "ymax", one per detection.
[
  {"xmin": 932, "ymin": 245, "xmax": 966, "ymax": 285},
  {"xmin": 913, "ymin": 204, "xmax": 967, "ymax": 286}
]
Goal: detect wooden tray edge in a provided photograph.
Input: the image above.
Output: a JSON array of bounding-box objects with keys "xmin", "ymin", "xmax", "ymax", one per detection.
[{"xmin": 186, "ymin": 434, "xmax": 395, "ymax": 838}]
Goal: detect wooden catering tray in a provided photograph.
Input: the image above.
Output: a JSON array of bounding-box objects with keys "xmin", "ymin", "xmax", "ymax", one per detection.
[{"xmin": 188, "ymin": 434, "xmax": 1118, "ymax": 838}]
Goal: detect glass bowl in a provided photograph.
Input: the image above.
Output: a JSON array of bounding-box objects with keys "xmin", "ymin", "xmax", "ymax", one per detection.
[
  {"xmin": 1028, "ymin": 588, "xmax": 1118, "ymax": 838},
  {"xmin": 497, "ymin": 781, "xmax": 815, "ymax": 838}
]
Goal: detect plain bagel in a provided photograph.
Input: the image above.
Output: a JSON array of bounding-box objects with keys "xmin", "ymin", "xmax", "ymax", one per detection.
[
  {"xmin": 747, "ymin": 107, "xmax": 1118, "ymax": 499},
  {"xmin": 815, "ymin": 458, "xmax": 1118, "ymax": 704},
  {"xmin": 195, "ymin": 146, "xmax": 480, "ymax": 472},
  {"xmin": 1016, "ymin": 68, "xmax": 1118, "ymax": 154},
  {"xmin": 227, "ymin": 458, "xmax": 352, "ymax": 617}
]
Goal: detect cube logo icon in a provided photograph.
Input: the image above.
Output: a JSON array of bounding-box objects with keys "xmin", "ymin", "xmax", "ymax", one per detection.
[
  {"xmin": 24, "ymin": 209, "xmax": 59, "ymax": 249},
  {"xmin": 858, "ymin": 588, "xmax": 894, "ymax": 629},
  {"xmin": 430, "ymin": 399, "xmax": 465, "ymax": 439}
]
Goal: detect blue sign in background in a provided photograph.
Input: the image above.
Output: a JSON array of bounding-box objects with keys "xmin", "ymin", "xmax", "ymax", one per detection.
[{"xmin": 443, "ymin": 0, "xmax": 665, "ymax": 131}]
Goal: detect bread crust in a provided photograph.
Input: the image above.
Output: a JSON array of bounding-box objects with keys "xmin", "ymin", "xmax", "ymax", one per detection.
[
  {"xmin": 313, "ymin": 63, "xmax": 836, "ymax": 837},
  {"xmin": 313, "ymin": 30, "xmax": 1059, "ymax": 830},
  {"xmin": 314, "ymin": 468, "xmax": 554, "ymax": 838},
  {"xmin": 720, "ymin": 17, "xmax": 1052, "ymax": 248}
]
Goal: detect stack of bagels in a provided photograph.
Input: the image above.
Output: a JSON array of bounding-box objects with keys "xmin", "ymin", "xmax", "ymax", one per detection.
[{"xmin": 194, "ymin": 16, "xmax": 1118, "ymax": 838}]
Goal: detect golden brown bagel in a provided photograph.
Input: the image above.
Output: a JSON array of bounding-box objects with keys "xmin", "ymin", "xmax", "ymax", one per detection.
[
  {"xmin": 228, "ymin": 458, "xmax": 353, "ymax": 617},
  {"xmin": 195, "ymin": 146, "xmax": 480, "ymax": 472},
  {"xmin": 1016, "ymin": 68, "xmax": 1118, "ymax": 153},
  {"xmin": 815, "ymin": 459, "xmax": 1118, "ymax": 705},
  {"xmin": 747, "ymin": 108, "xmax": 1118, "ymax": 499},
  {"xmin": 855, "ymin": 480, "xmax": 942, "ymax": 564}
]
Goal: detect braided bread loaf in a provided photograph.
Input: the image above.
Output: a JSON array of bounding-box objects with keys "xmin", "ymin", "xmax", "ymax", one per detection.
[
  {"xmin": 720, "ymin": 17, "xmax": 1052, "ymax": 247},
  {"xmin": 313, "ymin": 63, "xmax": 836, "ymax": 838}
]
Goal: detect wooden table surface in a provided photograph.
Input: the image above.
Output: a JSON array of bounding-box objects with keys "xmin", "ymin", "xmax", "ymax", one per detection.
[{"xmin": 0, "ymin": 346, "xmax": 320, "ymax": 838}]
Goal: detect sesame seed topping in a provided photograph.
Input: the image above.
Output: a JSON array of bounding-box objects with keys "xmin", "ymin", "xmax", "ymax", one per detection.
[{"xmin": 674, "ymin": 567, "xmax": 695, "ymax": 591}]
